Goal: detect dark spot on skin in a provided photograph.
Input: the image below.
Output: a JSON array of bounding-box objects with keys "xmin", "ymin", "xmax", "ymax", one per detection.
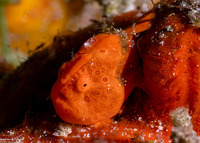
[
  {"xmin": 83, "ymin": 84, "xmax": 87, "ymax": 87},
  {"xmin": 87, "ymin": 68, "xmax": 93, "ymax": 75},
  {"xmin": 67, "ymin": 84, "xmax": 73, "ymax": 90},
  {"xmin": 95, "ymin": 70, "xmax": 100, "ymax": 75},
  {"xmin": 90, "ymin": 91, "xmax": 100, "ymax": 95},
  {"xmin": 100, "ymin": 49, "xmax": 105, "ymax": 53},
  {"xmin": 102, "ymin": 77, "xmax": 108, "ymax": 82},
  {"xmin": 101, "ymin": 68, "xmax": 105, "ymax": 73},
  {"xmin": 84, "ymin": 95, "xmax": 90, "ymax": 102},
  {"xmin": 59, "ymin": 92, "xmax": 67, "ymax": 101},
  {"xmin": 96, "ymin": 62, "xmax": 102, "ymax": 67},
  {"xmin": 93, "ymin": 78, "xmax": 98, "ymax": 82}
]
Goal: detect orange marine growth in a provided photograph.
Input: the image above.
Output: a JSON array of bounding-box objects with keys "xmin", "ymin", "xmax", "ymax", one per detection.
[{"xmin": 51, "ymin": 34, "xmax": 127, "ymax": 125}]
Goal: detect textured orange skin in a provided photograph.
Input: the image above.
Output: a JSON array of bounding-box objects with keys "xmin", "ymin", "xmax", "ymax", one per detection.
[
  {"xmin": 138, "ymin": 10, "xmax": 188, "ymax": 112},
  {"xmin": 181, "ymin": 28, "xmax": 200, "ymax": 135},
  {"xmin": 137, "ymin": 5, "xmax": 200, "ymax": 135}
]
